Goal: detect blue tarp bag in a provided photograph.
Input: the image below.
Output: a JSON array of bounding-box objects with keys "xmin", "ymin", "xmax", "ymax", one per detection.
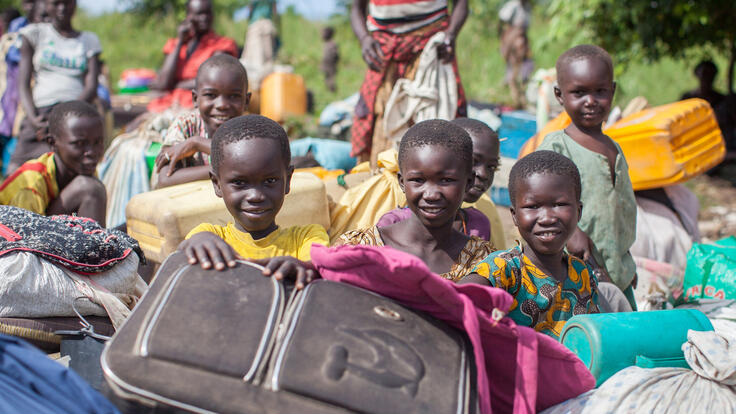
[{"xmin": 0, "ymin": 334, "xmax": 119, "ymax": 414}]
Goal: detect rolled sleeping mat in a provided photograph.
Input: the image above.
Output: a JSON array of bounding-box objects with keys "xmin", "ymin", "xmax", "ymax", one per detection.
[{"xmin": 559, "ymin": 309, "xmax": 713, "ymax": 386}]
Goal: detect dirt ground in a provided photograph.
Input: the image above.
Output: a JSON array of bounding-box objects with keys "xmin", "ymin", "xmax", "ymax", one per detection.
[{"xmin": 691, "ymin": 173, "xmax": 736, "ymax": 242}]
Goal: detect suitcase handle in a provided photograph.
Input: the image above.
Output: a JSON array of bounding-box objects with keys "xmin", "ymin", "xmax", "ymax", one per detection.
[{"xmin": 55, "ymin": 297, "xmax": 113, "ymax": 341}]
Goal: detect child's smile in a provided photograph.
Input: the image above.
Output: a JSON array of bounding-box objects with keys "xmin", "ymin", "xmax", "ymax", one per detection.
[
  {"xmin": 212, "ymin": 138, "xmax": 292, "ymax": 240},
  {"xmin": 511, "ymin": 172, "xmax": 581, "ymax": 257},
  {"xmin": 555, "ymin": 58, "xmax": 615, "ymax": 133},
  {"xmin": 399, "ymin": 145, "xmax": 471, "ymax": 228}
]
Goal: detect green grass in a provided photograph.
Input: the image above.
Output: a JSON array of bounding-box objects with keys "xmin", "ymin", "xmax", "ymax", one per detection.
[{"xmin": 74, "ymin": 9, "xmax": 730, "ymax": 118}]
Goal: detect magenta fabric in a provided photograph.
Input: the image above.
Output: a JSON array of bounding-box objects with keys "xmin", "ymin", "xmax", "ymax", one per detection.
[
  {"xmin": 310, "ymin": 244, "xmax": 595, "ymax": 414},
  {"xmin": 377, "ymin": 207, "xmax": 492, "ymax": 241}
]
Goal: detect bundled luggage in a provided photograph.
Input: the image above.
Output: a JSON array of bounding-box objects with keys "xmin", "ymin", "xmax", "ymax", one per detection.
[{"xmin": 102, "ymin": 252, "xmax": 477, "ymax": 413}]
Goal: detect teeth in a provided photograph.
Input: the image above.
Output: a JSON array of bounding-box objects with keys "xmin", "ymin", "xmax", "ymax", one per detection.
[{"xmin": 539, "ymin": 232, "xmax": 557, "ymax": 237}]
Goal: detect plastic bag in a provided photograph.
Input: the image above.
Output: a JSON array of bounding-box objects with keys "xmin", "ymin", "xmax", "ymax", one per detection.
[{"xmin": 683, "ymin": 236, "xmax": 736, "ymax": 301}]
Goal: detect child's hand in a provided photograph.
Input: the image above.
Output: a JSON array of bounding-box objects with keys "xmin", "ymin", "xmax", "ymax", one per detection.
[
  {"xmin": 155, "ymin": 137, "xmax": 208, "ymax": 175},
  {"xmin": 566, "ymin": 227, "xmax": 594, "ymax": 262},
  {"xmin": 178, "ymin": 232, "xmax": 240, "ymax": 270},
  {"xmin": 251, "ymin": 257, "xmax": 320, "ymax": 290}
]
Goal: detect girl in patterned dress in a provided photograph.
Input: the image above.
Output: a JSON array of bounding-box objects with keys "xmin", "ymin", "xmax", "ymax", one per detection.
[{"xmin": 462, "ymin": 151, "xmax": 600, "ymax": 339}]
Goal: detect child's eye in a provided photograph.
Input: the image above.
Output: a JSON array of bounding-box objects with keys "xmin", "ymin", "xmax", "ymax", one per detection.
[
  {"xmin": 441, "ymin": 177, "xmax": 456, "ymax": 183},
  {"xmin": 264, "ymin": 177, "xmax": 279, "ymax": 184}
]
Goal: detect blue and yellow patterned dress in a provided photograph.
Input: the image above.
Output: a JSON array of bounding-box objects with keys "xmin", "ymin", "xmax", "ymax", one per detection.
[{"xmin": 472, "ymin": 245, "xmax": 600, "ymax": 339}]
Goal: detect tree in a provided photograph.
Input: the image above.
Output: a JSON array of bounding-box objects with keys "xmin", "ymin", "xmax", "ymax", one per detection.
[{"xmin": 544, "ymin": 0, "xmax": 736, "ymax": 93}]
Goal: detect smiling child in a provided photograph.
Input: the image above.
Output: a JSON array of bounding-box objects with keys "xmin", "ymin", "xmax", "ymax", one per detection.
[
  {"xmin": 463, "ymin": 151, "xmax": 600, "ymax": 340},
  {"xmin": 177, "ymin": 115, "xmax": 329, "ymax": 288},
  {"xmin": 377, "ymin": 117, "xmax": 500, "ymax": 242},
  {"xmin": 337, "ymin": 119, "xmax": 495, "ymax": 282},
  {"xmin": 154, "ymin": 53, "xmax": 250, "ymax": 188},
  {"xmin": 537, "ymin": 44, "xmax": 637, "ymax": 309},
  {"xmin": 0, "ymin": 100, "xmax": 107, "ymax": 225}
]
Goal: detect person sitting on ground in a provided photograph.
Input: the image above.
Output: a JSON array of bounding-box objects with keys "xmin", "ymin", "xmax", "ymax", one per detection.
[
  {"xmin": 377, "ymin": 117, "xmax": 500, "ymax": 242},
  {"xmin": 337, "ymin": 119, "xmax": 496, "ymax": 282},
  {"xmin": 176, "ymin": 115, "xmax": 329, "ymax": 289},
  {"xmin": 462, "ymin": 151, "xmax": 600, "ymax": 339},
  {"xmin": 321, "ymin": 26, "xmax": 339, "ymax": 93},
  {"xmin": 10, "ymin": 0, "xmax": 102, "ymax": 173},
  {"xmin": 0, "ymin": 100, "xmax": 106, "ymax": 225},
  {"xmin": 537, "ymin": 44, "xmax": 638, "ymax": 309},
  {"xmin": 153, "ymin": 54, "xmax": 250, "ymax": 188},
  {"xmin": 147, "ymin": 0, "xmax": 238, "ymax": 113}
]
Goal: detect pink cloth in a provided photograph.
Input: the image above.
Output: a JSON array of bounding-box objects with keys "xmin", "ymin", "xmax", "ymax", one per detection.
[
  {"xmin": 310, "ymin": 244, "xmax": 595, "ymax": 414},
  {"xmin": 377, "ymin": 206, "xmax": 492, "ymax": 241}
]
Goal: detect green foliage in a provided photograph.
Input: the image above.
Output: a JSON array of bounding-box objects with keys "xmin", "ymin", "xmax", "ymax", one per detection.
[{"xmin": 544, "ymin": 0, "xmax": 736, "ymax": 90}]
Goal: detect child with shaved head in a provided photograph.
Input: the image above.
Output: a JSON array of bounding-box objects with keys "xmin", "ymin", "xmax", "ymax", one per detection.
[
  {"xmin": 537, "ymin": 44, "xmax": 637, "ymax": 309},
  {"xmin": 155, "ymin": 54, "xmax": 250, "ymax": 188}
]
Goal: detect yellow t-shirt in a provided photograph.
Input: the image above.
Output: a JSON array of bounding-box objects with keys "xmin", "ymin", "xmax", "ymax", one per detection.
[
  {"xmin": 185, "ymin": 222, "xmax": 329, "ymax": 261},
  {"xmin": 0, "ymin": 152, "xmax": 59, "ymax": 215}
]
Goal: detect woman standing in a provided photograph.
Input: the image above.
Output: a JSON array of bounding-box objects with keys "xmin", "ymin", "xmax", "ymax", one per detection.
[{"xmin": 10, "ymin": 0, "xmax": 101, "ymax": 172}]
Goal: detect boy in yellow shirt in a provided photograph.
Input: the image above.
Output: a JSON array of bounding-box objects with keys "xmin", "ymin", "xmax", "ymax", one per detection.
[
  {"xmin": 0, "ymin": 101, "xmax": 107, "ymax": 225},
  {"xmin": 178, "ymin": 115, "xmax": 329, "ymax": 288}
]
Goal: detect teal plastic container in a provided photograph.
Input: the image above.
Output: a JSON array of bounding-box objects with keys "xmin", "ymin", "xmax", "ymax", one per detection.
[{"xmin": 559, "ymin": 309, "xmax": 713, "ymax": 386}]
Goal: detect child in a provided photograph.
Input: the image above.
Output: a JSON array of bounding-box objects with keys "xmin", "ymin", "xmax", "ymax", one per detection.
[
  {"xmin": 154, "ymin": 53, "xmax": 250, "ymax": 188},
  {"xmin": 320, "ymin": 26, "xmax": 339, "ymax": 93},
  {"xmin": 377, "ymin": 117, "xmax": 500, "ymax": 242},
  {"xmin": 0, "ymin": 100, "xmax": 106, "ymax": 225},
  {"xmin": 462, "ymin": 151, "xmax": 600, "ymax": 339},
  {"xmin": 177, "ymin": 115, "xmax": 329, "ymax": 288},
  {"xmin": 537, "ymin": 44, "xmax": 638, "ymax": 309},
  {"xmin": 337, "ymin": 119, "xmax": 495, "ymax": 282}
]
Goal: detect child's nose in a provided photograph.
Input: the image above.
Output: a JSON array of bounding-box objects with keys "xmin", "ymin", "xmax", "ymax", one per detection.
[{"xmin": 245, "ymin": 188, "xmax": 266, "ymax": 203}]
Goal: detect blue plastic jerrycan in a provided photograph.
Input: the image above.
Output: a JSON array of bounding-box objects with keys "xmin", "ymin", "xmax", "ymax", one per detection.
[{"xmin": 559, "ymin": 309, "xmax": 713, "ymax": 386}]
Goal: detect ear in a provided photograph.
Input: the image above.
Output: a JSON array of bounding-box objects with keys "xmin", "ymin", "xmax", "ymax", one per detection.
[
  {"xmin": 210, "ymin": 169, "xmax": 223, "ymax": 198},
  {"xmin": 554, "ymin": 85, "xmax": 563, "ymax": 106},
  {"xmin": 283, "ymin": 164, "xmax": 294, "ymax": 195},
  {"xmin": 191, "ymin": 89, "xmax": 198, "ymax": 106},
  {"xmin": 611, "ymin": 81, "xmax": 617, "ymax": 97},
  {"xmin": 45, "ymin": 133, "xmax": 55, "ymax": 148},
  {"xmin": 397, "ymin": 171, "xmax": 406, "ymax": 193},
  {"xmin": 245, "ymin": 91, "xmax": 252, "ymax": 106},
  {"xmin": 510, "ymin": 205, "xmax": 519, "ymax": 227},
  {"xmin": 577, "ymin": 200, "xmax": 583, "ymax": 222},
  {"xmin": 465, "ymin": 171, "xmax": 474, "ymax": 193}
]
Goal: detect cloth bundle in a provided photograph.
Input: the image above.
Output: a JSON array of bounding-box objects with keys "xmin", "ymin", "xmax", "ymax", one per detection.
[{"xmin": 542, "ymin": 330, "xmax": 736, "ymax": 414}]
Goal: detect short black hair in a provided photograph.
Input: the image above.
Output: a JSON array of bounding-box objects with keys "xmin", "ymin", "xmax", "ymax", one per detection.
[
  {"xmin": 195, "ymin": 54, "xmax": 248, "ymax": 89},
  {"xmin": 210, "ymin": 114, "xmax": 290, "ymax": 173},
  {"xmin": 322, "ymin": 26, "xmax": 335, "ymax": 40},
  {"xmin": 48, "ymin": 100, "xmax": 101, "ymax": 137},
  {"xmin": 556, "ymin": 44, "xmax": 613, "ymax": 86},
  {"xmin": 398, "ymin": 119, "xmax": 473, "ymax": 174},
  {"xmin": 509, "ymin": 150, "xmax": 581, "ymax": 206},
  {"xmin": 695, "ymin": 60, "xmax": 717, "ymax": 77},
  {"xmin": 451, "ymin": 117, "xmax": 499, "ymax": 146}
]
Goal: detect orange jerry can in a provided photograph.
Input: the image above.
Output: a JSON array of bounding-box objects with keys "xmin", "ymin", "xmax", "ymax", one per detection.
[
  {"xmin": 260, "ymin": 72, "xmax": 307, "ymax": 123},
  {"xmin": 520, "ymin": 98, "xmax": 726, "ymax": 190}
]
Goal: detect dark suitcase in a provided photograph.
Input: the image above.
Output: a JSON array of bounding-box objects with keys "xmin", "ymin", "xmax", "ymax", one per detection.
[{"xmin": 102, "ymin": 252, "xmax": 476, "ymax": 413}]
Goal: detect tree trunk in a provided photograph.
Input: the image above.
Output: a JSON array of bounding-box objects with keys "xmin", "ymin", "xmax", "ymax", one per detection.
[{"xmin": 728, "ymin": 36, "xmax": 735, "ymax": 95}]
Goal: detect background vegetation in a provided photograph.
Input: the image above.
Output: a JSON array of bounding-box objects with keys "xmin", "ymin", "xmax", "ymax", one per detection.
[{"xmin": 8, "ymin": 0, "xmax": 731, "ymax": 115}]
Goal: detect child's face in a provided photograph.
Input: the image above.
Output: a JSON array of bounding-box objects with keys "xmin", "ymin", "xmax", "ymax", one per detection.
[
  {"xmin": 510, "ymin": 172, "xmax": 581, "ymax": 257},
  {"xmin": 466, "ymin": 131, "xmax": 500, "ymax": 203},
  {"xmin": 52, "ymin": 115, "xmax": 104, "ymax": 177},
  {"xmin": 555, "ymin": 58, "xmax": 615, "ymax": 132},
  {"xmin": 211, "ymin": 138, "xmax": 293, "ymax": 239},
  {"xmin": 398, "ymin": 145, "xmax": 472, "ymax": 228},
  {"xmin": 193, "ymin": 66, "xmax": 249, "ymax": 138}
]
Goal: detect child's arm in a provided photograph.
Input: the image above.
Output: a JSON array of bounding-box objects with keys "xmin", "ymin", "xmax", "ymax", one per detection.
[
  {"xmin": 154, "ymin": 137, "xmax": 212, "ymax": 188},
  {"xmin": 156, "ymin": 165, "xmax": 211, "ymax": 188},
  {"xmin": 178, "ymin": 232, "xmax": 239, "ymax": 270},
  {"xmin": 251, "ymin": 257, "xmax": 320, "ymax": 290}
]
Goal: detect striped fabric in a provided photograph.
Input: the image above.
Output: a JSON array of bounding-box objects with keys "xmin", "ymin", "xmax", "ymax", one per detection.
[
  {"xmin": 0, "ymin": 152, "xmax": 58, "ymax": 215},
  {"xmin": 367, "ymin": 0, "xmax": 448, "ymax": 34}
]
